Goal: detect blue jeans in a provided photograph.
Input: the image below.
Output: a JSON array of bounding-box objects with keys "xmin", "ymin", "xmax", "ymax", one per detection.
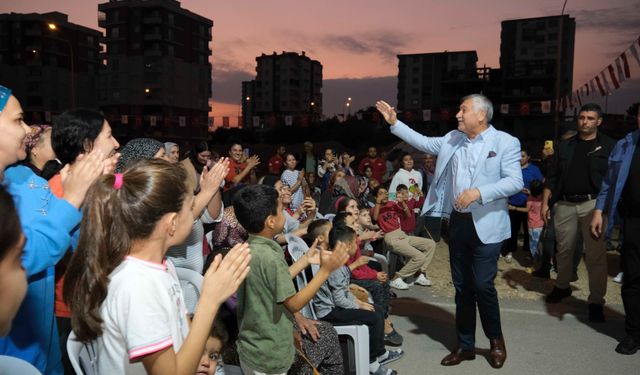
[
  {"xmin": 449, "ymin": 212, "xmax": 503, "ymax": 350},
  {"xmin": 528, "ymin": 227, "xmax": 543, "ymax": 258}
]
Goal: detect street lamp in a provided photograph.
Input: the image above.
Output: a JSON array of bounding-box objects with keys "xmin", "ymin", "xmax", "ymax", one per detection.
[{"xmin": 48, "ymin": 23, "xmax": 76, "ymax": 107}]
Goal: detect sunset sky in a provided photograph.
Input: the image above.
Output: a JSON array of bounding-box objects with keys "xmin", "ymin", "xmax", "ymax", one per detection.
[{"xmin": 2, "ymin": 0, "xmax": 639, "ymax": 126}]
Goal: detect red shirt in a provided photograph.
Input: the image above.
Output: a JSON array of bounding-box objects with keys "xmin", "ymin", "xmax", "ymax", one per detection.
[
  {"xmin": 359, "ymin": 157, "xmax": 386, "ymax": 183},
  {"xmin": 268, "ymin": 154, "xmax": 284, "ymax": 174},
  {"xmin": 346, "ymin": 242, "xmax": 378, "ymax": 280},
  {"xmin": 372, "ymin": 201, "xmax": 404, "ymax": 233},
  {"xmin": 398, "ymin": 197, "xmax": 424, "ymax": 233},
  {"xmin": 225, "ymin": 159, "xmax": 248, "ymax": 191}
]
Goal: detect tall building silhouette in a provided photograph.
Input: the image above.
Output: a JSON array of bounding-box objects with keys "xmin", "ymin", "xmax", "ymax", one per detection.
[
  {"xmin": 242, "ymin": 51, "xmax": 322, "ymax": 128},
  {"xmin": 98, "ymin": 0, "xmax": 212, "ymax": 141}
]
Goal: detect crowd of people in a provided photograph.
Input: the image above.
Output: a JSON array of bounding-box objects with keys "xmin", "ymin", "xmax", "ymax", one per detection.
[{"xmin": 0, "ymin": 83, "xmax": 639, "ymax": 375}]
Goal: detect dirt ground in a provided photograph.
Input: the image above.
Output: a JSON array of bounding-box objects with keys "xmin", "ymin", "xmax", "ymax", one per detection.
[{"xmin": 423, "ymin": 240, "xmax": 623, "ymax": 305}]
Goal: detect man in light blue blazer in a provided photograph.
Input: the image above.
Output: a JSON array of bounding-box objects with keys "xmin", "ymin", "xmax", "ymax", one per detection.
[{"xmin": 376, "ymin": 94, "xmax": 523, "ymax": 369}]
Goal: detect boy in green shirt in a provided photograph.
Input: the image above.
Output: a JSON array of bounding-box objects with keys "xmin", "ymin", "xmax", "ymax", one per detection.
[{"xmin": 233, "ymin": 184, "xmax": 348, "ymax": 374}]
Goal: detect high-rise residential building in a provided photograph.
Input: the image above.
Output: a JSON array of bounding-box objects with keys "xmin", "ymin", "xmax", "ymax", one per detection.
[
  {"xmin": 0, "ymin": 12, "xmax": 101, "ymax": 122},
  {"xmin": 242, "ymin": 51, "xmax": 322, "ymax": 128},
  {"xmin": 499, "ymin": 15, "xmax": 575, "ymax": 140},
  {"xmin": 397, "ymin": 51, "xmax": 491, "ymax": 123},
  {"xmin": 500, "ymin": 15, "xmax": 575, "ymax": 109},
  {"xmin": 98, "ymin": 0, "xmax": 212, "ymax": 141}
]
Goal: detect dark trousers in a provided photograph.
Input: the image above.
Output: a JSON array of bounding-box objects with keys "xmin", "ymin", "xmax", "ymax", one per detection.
[
  {"xmin": 321, "ymin": 305, "xmax": 385, "ymax": 362},
  {"xmin": 57, "ymin": 316, "xmax": 73, "ymax": 375},
  {"xmin": 621, "ymin": 216, "xmax": 640, "ymax": 339},
  {"xmin": 351, "ymin": 278, "xmax": 391, "ymax": 317},
  {"xmin": 449, "ymin": 212, "xmax": 503, "ymax": 350},
  {"xmin": 504, "ymin": 208, "xmax": 529, "ymax": 254}
]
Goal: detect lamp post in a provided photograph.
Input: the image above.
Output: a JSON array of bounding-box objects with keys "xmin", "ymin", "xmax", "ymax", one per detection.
[{"xmin": 48, "ymin": 23, "xmax": 75, "ymax": 107}]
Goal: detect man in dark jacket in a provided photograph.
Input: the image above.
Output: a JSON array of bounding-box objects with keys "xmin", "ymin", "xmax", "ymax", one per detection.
[
  {"xmin": 542, "ymin": 103, "xmax": 615, "ymax": 322},
  {"xmin": 591, "ymin": 102, "xmax": 640, "ymax": 354}
]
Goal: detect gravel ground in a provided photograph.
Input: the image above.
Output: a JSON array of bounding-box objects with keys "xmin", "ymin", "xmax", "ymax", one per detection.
[{"xmin": 422, "ymin": 240, "xmax": 623, "ymax": 305}]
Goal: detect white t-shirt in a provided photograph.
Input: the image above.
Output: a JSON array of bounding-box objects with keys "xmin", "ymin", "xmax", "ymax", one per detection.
[
  {"xmin": 389, "ymin": 168, "xmax": 423, "ymax": 200},
  {"xmin": 96, "ymin": 256, "xmax": 190, "ymax": 375}
]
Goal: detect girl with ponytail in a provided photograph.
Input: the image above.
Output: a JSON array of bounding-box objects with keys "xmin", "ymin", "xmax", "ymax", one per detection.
[{"xmin": 64, "ymin": 159, "xmax": 251, "ymax": 374}]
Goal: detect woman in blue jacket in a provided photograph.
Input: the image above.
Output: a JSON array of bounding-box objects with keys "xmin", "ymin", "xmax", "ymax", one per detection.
[{"xmin": 0, "ymin": 85, "xmax": 103, "ymax": 374}]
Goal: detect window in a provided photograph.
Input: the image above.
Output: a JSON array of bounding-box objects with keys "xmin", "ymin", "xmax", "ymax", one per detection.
[
  {"xmin": 87, "ymin": 36, "xmax": 94, "ymax": 45},
  {"xmin": 111, "ymin": 27, "xmax": 119, "ymax": 38}
]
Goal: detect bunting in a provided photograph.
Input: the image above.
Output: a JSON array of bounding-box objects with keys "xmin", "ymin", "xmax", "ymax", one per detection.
[{"xmin": 572, "ymin": 35, "xmax": 639, "ymax": 98}]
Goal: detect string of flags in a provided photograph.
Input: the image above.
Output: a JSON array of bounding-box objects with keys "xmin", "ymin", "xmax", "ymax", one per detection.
[{"xmin": 561, "ymin": 35, "xmax": 640, "ymax": 110}]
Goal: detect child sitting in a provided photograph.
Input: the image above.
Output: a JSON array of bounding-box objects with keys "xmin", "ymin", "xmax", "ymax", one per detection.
[
  {"xmin": 233, "ymin": 184, "xmax": 348, "ymax": 374},
  {"xmin": 313, "ymin": 224, "xmax": 404, "ymax": 375},
  {"xmin": 395, "ymin": 184, "xmax": 425, "ymax": 235},
  {"xmin": 197, "ymin": 318, "xmax": 229, "ymax": 375},
  {"xmin": 332, "ymin": 213, "xmax": 403, "ymax": 347},
  {"xmin": 371, "ymin": 186, "xmax": 436, "ymax": 290}
]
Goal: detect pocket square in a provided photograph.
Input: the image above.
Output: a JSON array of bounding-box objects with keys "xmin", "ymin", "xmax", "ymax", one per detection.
[{"xmin": 487, "ymin": 151, "xmax": 497, "ymax": 158}]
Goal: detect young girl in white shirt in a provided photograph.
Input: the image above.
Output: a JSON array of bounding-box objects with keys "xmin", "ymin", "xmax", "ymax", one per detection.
[{"xmin": 63, "ymin": 159, "xmax": 251, "ymax": 375}]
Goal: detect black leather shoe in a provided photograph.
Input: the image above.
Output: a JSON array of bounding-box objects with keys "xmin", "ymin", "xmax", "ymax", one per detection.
[
  {"xmin": 588, "ymin": 303, "xmax": 605, "ymax": 322},
  {"xmin": 440, "ymin": 348, "xmax": 475, "ymax": 366},
  {"xmin": 615, "ymin": 336, "xmax": 640, "ymax": 355},
  {"xmin": 489, "ymin": 338, "xmax": 507, "ymax": 369},
  {"xmin": 545, "ymin": 286, "xmax": 572, "ymax": 303}
]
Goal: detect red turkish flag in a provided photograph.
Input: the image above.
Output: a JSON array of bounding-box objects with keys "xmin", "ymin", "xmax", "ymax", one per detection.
[{"xmin": 519, "ymin": 103, "xmax": 530, "ymax": 116}]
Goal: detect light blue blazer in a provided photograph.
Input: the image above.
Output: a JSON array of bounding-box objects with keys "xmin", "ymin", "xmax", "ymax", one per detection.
[{"xmin": 390, "ymin": 120, "xmax": 523, "ymax": 244}]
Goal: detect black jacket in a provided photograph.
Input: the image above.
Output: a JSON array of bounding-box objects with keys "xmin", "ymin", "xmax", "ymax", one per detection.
[{"xmin": 544, "ymin": 132, "xmax": 616, "ymax": 205}]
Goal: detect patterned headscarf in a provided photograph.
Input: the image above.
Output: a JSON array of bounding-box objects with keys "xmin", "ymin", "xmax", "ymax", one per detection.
[
  {"xmin": 25, "ymin": 125, "xmax": 52, "ymax": 153},
  {"xmin": 0, "ymin": 85, "xmax": 12, "ymax": 112},
  {"xmin": 115, "ymin": 138, "xmax": 164, "ymax": 172}
]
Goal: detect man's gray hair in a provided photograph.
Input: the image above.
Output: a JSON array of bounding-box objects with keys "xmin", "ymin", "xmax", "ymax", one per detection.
[{"xmin": 462, "ymin": 94, "xmax": 493, "ymax": 122}]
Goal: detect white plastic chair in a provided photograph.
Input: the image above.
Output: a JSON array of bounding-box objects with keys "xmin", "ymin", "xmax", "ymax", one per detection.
[
  {"xmin": 67, "ymin": 332, "xmax": 99, "ymax": 375},
  {"xmin": 0, "ymin": 355, "xmax": 41, "ymax": 374},
  {"xmin": 175, "ymin": 267, "xmax": 204, "ymax": 314},
  {"xmin": 285, "ymin": 234, "xmax": 370, "ymax": 375}
]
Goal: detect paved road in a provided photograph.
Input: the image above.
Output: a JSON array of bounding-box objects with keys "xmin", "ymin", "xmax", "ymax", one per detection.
[{"xmin": 385, "ymin": 286, "xmax": 637, "ymax": 375}]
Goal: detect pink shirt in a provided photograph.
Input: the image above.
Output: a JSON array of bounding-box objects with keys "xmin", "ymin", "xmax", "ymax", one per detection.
[{"xmin": 527, "ymin": 195, "xmax": 544, "ymax": 229}]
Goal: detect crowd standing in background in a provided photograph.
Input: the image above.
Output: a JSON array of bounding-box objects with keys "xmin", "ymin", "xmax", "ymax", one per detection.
[{"xmin": 0, "ymin": 82, "xmax": 638, "ymax": 375}]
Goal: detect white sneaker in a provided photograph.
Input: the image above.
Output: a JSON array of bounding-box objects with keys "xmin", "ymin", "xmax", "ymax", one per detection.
[
  {"xmin": 415, "ymin": 273, "xmax": 432, "ymax": 286},
  {"xmin": 613, "ymin": 272, "xmax": 624, "ymax": 284},
  {"xmin": 390, "ymin": 277, "xmax": 410, "ymax": 290}
]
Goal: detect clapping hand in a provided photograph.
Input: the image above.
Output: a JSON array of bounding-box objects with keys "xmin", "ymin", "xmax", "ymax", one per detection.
[
  {"xmin": 200, "ymin": 157, "xmax": 230, "ymax": 194},
  {"xmin": 319, "ymin": 241, "xmax": 349, "ymax": 272},
  {"xmin": 61, "ymin": 149, "xmax": 105, "ymax": 208},
  {"xmin": 247, "ymin": 155, "xmax": 261, "ymax": 169},
  {"xmin": 201, "ymin": 242, "xmax": 251, "ymax": 305}
]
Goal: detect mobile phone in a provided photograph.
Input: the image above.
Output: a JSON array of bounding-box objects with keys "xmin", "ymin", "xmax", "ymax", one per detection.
[
  {"xmin": 544, "ymin": 140, "xmax": 553, "ymax": 150},
  {"xmin": 243, "ymin": 148, "xmax": 250, "ymax": 157}
]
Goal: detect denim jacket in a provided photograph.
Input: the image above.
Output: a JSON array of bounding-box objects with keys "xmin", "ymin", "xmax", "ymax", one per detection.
[{"xmin": 595, "ymin": 129, "xmax": 640, "ymax": 232}]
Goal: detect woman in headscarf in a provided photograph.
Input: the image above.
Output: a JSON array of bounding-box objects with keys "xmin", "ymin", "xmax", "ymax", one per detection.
[
  {"xmin": 181, "ymin": 141, "xmax": 211, "ymax": 193},
  {"xmin": 0, "ymin": 85, "xmax": 103, "ymax": 374},
  {"xmin": 164, "ymin": 141, "xmax": 180, "ymax": 163},
  {"xmin": 115, "ymin": 138, "xmax": 166, "ymax": 173},
  {"xmin": 20, "ymin": 124, "xmax": 60, "ymax": 179}
]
